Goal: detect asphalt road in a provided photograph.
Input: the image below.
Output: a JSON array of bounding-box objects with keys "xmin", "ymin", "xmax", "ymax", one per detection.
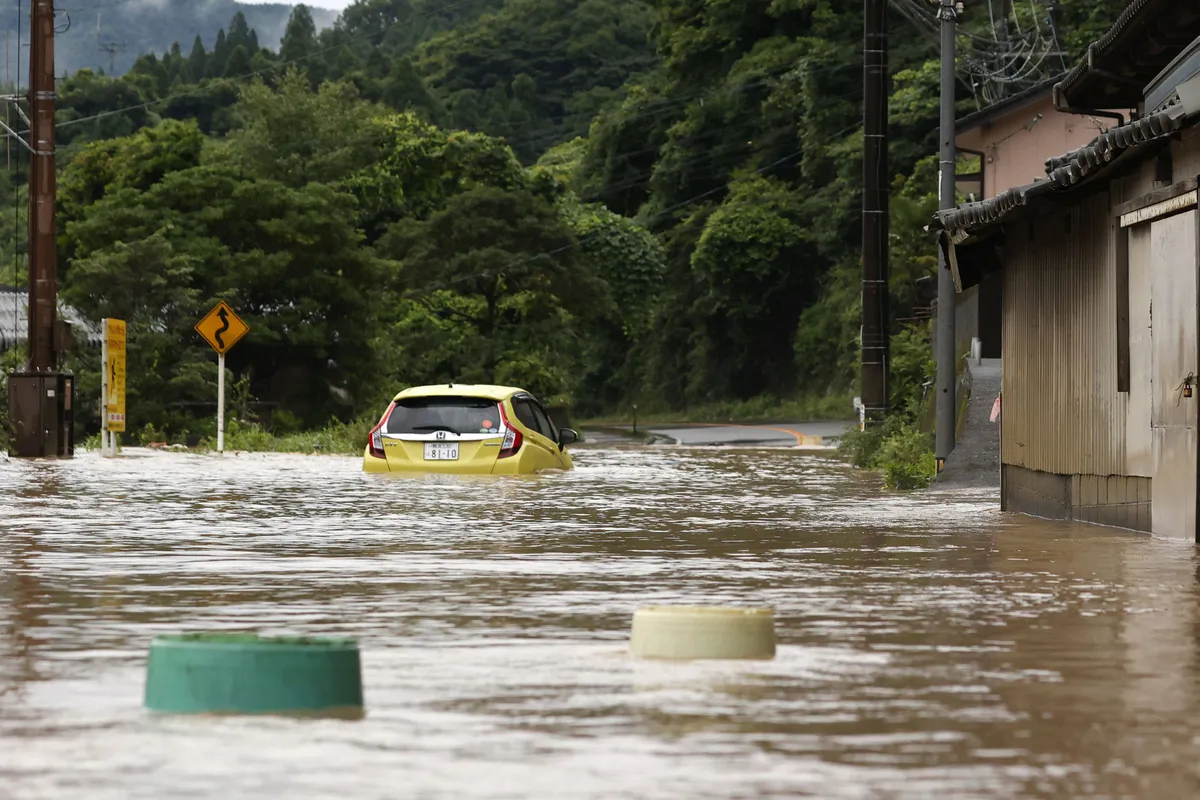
[{"xmin": 583, "ymin": 421, "xmax": 856, "ymax": 447}]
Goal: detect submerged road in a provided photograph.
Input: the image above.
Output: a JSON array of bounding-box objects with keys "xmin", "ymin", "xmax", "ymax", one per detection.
[
  {"xmin": 638, "ymin": 420, "xmax": 855, "ymax": 447},
  {"xmin": 586, "ymin": 420, "xmax": 855, "ymax": 447},
  {"xmin": 2, "ymin": 444, "xmax": 1199, "ymax": 798}
]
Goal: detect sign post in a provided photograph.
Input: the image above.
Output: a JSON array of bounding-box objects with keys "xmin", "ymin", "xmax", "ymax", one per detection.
[
  {"xmin": 101, "ymin": 318, "xmax": 126, "ymax": 456},
  {"xmin": 194, "ymin": 301, "xmax": 249, "ymax": 454},
  {"xmin": 218, "ymin": 351, "xmax": 225, "ymax": 453}
]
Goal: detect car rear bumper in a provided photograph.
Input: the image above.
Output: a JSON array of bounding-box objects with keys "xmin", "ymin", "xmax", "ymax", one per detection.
[{"xmin": 361, "ymin": 447, "xmax": 572, "ymax": 474}]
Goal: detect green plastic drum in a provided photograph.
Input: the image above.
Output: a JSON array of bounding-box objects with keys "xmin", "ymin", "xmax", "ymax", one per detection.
[{"xmin": 144, "ymin": 633, "xmax": 364, "ymax": 716}]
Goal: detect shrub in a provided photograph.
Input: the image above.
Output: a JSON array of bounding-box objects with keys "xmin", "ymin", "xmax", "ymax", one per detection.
[
  {"xmin": 839, "ymin": 417, "xmax": 935, "ymax": 490},
  {"xmin": 0, "ymin": 348, "xmax": 25, "ymax": 454},
  {"xmin": 270, "ymin": 409, "xmax": 303, "ymax": 435},
  {"xmin": 877, "ymin": 424, "xmax": 936, "ymax": 490},
  {"xmin": 135, "ymin": 421, "xmax": 169, "ymax": 445},
  {"xmin": 836, "ymin": 320, "xmax": 936, "ymax": 490}
]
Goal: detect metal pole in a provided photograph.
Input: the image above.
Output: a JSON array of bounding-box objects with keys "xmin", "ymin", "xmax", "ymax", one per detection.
[
  {"xmin": 26, "ymin": 0, "xmax": 56, "ymax": 373},
  {"xmin": 935, "ymin": 0, "xmax": 958, "ymax": 471},
  {"xmin": 217, "ymin": 351, "xmax": 225, "ymax": 453},
  {"xmin": 860, "ymin": 0, "xmax": 890, "ymax": 423},
  {"xmin": 100, "ymin": 320, "xmax": 108, "ymax": 456}
]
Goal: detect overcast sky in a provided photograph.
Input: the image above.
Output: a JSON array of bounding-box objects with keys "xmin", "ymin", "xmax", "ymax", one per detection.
[{"xmin": 241, "ymin": 0, "xmax": 356, "ymax": 9}]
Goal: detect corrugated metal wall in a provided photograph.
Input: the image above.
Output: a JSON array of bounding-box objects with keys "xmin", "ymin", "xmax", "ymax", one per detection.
[{"xmin": 1002, "ymin": 192, "xmax": 1130, "ymax": 475}]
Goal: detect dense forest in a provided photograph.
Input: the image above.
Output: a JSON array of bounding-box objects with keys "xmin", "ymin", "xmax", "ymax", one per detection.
[{"xmin": 0, "ymin": 0, "xmax": 1126, "ymax": 441}]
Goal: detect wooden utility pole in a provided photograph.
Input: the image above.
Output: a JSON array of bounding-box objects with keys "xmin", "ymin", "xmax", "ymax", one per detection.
[
  {"xmin": 27, "ymin": 0, "xmax": 56, "ymax": 373},
  {"xmin": 5, "ymin": 0, "xmax": 72, "ymax": 459},
  {"xmin": 861, "ymin": 0, "xmax": 890, "ymax": 422}
]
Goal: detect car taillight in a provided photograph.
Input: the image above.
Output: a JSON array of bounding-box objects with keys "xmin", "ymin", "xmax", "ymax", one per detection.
[
  {"xmin": 368, "ymin": 401, "xmax": 394, "ymax": 460},
  {"xmin": 497, "ymin": 402, "xmax": 522, "ymax": 459}
]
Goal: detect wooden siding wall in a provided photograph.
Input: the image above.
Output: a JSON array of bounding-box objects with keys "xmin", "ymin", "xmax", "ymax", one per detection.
[{"xmin": 1002, "ymin": 192, "xmax": 1130, "ymax": 475}]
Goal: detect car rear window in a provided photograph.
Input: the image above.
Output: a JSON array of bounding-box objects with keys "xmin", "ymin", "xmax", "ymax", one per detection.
[{"xmin": 385, "ymin": 396, "xmax": 502, "ymax": 435}]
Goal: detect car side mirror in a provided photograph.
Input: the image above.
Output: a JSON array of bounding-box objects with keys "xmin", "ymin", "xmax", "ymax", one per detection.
[{"xmin": 558, "ymin": 428, "xmax": 579, "ymax": 448}]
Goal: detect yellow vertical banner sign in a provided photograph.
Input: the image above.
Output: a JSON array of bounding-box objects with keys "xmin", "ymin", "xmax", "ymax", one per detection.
[{"xmin": 105, "ymin": 318, "xmax": 126, "ymax": 434}]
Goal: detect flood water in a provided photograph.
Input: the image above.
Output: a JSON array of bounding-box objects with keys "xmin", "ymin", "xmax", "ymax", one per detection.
[{"xmin": 2, "ymin": 445, "xmax": 1200, "ymax": 799}]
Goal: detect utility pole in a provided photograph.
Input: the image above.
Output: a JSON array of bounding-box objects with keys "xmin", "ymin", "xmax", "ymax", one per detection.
[
  {"xmin": 934, "ymin": 0, "xmax": 959, "ymax": 471},
  {"xmin": 98, "ymin": 41, "xmax": 125, "ymax": 74},
  {"xmin": 28, "ymin": 0, "xmax": 56, "ymax": 375},
  {"xmin": 5, "ymin": 0, "xmax": 72, "ymax": 458},
  {"xmin": 861, "ymin": 0, "xmax": 889, "ymax": 423}
]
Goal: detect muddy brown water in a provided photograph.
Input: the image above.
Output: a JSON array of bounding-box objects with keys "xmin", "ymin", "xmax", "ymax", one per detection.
[{"xmin": 2, "ymin": 447, "xmax": 1199, "ymax": 798}]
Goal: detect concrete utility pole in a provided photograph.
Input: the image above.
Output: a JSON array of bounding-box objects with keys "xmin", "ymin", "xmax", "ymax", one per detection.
[
  {"xmin": 5, "ymin": 0, "xmax": 72, "ymax": 458},
  {"xmin": 934, "ymin": 0, "xmax": 959, "ymax": 471},
  {"xmin": 860, "ymin": 0, "xmax": 890, "ymax": 423}
]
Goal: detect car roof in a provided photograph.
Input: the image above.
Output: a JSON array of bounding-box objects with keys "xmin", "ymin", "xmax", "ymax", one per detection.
[{"xmin": 391, "ymin": 384, "xmax": 526, "ymax": 402}]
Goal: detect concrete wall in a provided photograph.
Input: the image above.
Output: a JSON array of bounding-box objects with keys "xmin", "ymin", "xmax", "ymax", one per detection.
[{"xmin": 1002, "ymin": 465, "xmax": 1152, "ymax": 531}]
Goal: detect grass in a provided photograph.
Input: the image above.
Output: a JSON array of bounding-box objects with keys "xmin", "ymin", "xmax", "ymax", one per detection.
[
  {"xmin": 80, "ymin": 416, "xmax": 373, "ymax": 456},
  {"xmin": 199, "ymin": 417, "xmax": 371, "ymax": 455},
  {"xmin": 581, "ymin": 392, "xmax": 855, "ymax": 426}
]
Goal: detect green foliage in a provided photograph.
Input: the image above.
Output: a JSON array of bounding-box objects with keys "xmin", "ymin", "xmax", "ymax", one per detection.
[
  {"xmin": 687, "ymin": 174, "xmax": 815, "ymax": 400},
  {"xmin": 836, "ymin": 322, "xmax": 936, "ymax": 490},
  {"xmin": 889, "ymin": 321, "xmax": 934, "ymax": 417},
  {"xmin": 376, "ymin": 184, "xmax": 599, "ymax": 405},
  {"xmin": 0, "ymin": 347, "xmax": 23, "ymax": 453},
  {"xmin": 198, "ymin": 415, "xmax": 372, "ymax": 455},
  {"xmin": 345, "ymin": 111, "xmax": 528, "ymax": 239},
  {"xmin": 134, "ymin": 421, "xmax": 170, "ymax": 446},
  {"xmin": 877, "ymin": 424, "xmax": 936, "ymax": 490},
  {"xmin": 61, "ymin": 109, "xmax": 383, "ymax": 432},
  {"xmin": 414, "ymin": 0, "xmax": 658, "ymax": 162},
  {"xmin": 222, "ymin": 70, "xmax": 382, "ymax": 187},
  {"xmin": 838, "ymin": 413, "xmax": 934, "ymax": 490},
  {"xmin": 41, "ymin": 0, "xmax": 1122, "ymax": 443}
]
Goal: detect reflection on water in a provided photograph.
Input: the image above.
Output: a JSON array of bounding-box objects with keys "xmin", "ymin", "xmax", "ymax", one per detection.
[{"xmin": 2, "ymin": 447, "xmax": 1199, "ymax": 798}]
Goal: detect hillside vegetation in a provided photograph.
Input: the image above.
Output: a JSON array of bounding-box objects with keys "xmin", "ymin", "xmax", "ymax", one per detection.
[{"xmin": 0, "ymin": 0, "xmax": 1126, "ymax": 440}]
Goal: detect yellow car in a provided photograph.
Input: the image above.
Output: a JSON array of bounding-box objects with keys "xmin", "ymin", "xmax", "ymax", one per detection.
[{"xmin": 362, "ymin": 384, "xmax": 578, "ymax": 474}]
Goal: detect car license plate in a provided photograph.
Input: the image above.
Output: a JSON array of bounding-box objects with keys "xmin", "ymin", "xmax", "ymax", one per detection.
[{"xmin": 424, "ymin": 442, "xmax": 459, "ymax": 461}]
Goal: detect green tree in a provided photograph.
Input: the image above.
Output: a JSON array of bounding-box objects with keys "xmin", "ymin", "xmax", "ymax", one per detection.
[
  {"xmin": 376, "ymin": 185, "xmax": 598, "ymax": 401},
  {"xmin": 62, "ymin": 155, "xmax": 382, "ymax": 429},
  {"xmin": 344, "ymin": 111, "xmax": 528, "ymax": 240},
  {"xmin": 686, "ymin": 174, "xmax": 814, "ymax": 400},
  {"xmin": 559, "ymin": 195, "xmax": 664, "ymax": 412},
  {"xmin": 415, "ymin": 0, "xmax": 658, "ymax": 162},
  {"xmin": 224, "ymin": 70, "xmax": 381, "ymax": 188},
  {"xmin": 281, "ymin": 5, "xmax": 320, "ymax": 76}
]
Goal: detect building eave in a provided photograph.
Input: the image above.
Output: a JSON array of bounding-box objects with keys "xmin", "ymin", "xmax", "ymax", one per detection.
[
  {"xmin": 932, "ymin": 102, "xmax": 1195, "ymax": 237},
  {"xmin": 1055, "ymin": 0, "xmax": 1200, "ymax": 111}
]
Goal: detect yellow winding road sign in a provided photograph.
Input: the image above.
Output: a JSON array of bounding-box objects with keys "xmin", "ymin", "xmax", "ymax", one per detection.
[{"xmin": 195, "ymin": 300, "xmax": 249, "ymax": 355}]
